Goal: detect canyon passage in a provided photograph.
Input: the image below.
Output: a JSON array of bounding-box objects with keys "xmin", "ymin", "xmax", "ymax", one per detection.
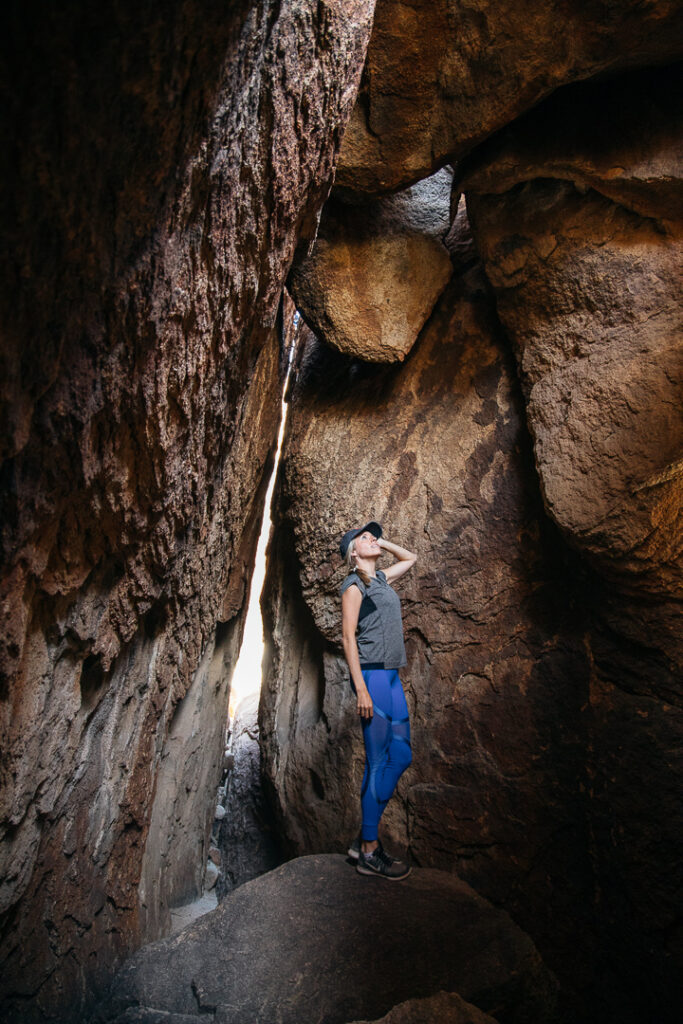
[{"xmin": 1, "ymin": 3, "xmax": 681, "ymax": 1023}]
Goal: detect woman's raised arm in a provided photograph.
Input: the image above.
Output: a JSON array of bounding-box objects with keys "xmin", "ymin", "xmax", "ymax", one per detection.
[{"xmin": 378, "ymin": 537, "xmax": 417, "ymax": 584}]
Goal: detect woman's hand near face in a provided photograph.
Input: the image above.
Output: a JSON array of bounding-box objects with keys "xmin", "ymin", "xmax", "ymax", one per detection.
[{"xmin": 376, "ymin": 535, "xmax": 417, "ymax": 584}]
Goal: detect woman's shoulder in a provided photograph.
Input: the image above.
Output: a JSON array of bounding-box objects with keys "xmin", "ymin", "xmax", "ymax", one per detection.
[{"xmin": 339, "ymin": 571, "xmax": 365, "ymax": 596}]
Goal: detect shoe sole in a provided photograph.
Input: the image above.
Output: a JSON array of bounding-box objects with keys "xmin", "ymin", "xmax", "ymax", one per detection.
[{"xmin": 356, "ymin": 862, "xmax": 411, "ymax": 880}]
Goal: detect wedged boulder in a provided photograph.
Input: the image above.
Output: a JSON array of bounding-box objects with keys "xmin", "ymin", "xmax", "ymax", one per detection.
[
  {"xmin": 288, "ymin": 169, "xmax": 453, "ymax": 362},
  {"xmin": 347, "ymin": 989, "xmax": 499, "ymax": 1023},
  {"xmin": 336, "ymin": 0, "xmax": 683, "ymax": 194},
  {"xmin": 96, "ymin": 854, "xmax": 559, "ymax": 1024}
]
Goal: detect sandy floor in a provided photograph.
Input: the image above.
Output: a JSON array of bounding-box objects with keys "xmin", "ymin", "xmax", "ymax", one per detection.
[{"xmin": 169, "ymin": 892, "xmax": 218, "ymax": 935}]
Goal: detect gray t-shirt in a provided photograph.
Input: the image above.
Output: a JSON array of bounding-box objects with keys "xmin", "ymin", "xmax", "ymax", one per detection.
[{"xmin": 339, "ymin": 569, "xmax": 407, "ymax": 669}]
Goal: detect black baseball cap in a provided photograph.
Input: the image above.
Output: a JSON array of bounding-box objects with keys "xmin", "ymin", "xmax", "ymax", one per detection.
[{"xmin": 339, "ymin": 520, "xmax": 382, "ymax": 559}]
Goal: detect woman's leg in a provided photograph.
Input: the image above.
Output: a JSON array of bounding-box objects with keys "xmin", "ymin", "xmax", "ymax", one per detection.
[{"xmin": 358, "ymin": 668, "xmax": 412, "ymax": 842}]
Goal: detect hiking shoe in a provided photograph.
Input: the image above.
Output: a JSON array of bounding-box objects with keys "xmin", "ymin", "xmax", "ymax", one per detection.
[
  {"xmin": 375, "ymin": 844, "xmax": 410, "ymax": 873},
  {"xmin": 347, "ymin": 836, "xmax": 386, "ymax": 861},
  {"xmin": 356, "ymin": 846, "xmax": 411, "ymax": 880},
  {"xmin": 347, "ymin": 835, "xmax": 361, "ymax": 860}
]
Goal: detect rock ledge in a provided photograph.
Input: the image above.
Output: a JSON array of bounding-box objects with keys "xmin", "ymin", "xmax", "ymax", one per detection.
[{"xmin": 96, "ymin": 853, "xmax": 558, "ymax": 1024}]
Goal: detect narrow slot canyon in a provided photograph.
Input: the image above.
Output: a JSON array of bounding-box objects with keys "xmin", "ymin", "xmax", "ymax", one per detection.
[{"xmin": 1, "ymin": 3, "xmax": 681, "ymax": 1024}]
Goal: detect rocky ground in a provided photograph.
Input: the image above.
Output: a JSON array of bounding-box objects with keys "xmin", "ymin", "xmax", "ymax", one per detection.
[{"xmin": 93, "ymin": 854, "xmax": 557, "ymax": 1024}]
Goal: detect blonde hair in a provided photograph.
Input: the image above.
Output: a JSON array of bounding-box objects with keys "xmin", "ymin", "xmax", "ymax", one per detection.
[{"xmin": 346, "ymin": 538, "xmax": 372, "ymax": 587}]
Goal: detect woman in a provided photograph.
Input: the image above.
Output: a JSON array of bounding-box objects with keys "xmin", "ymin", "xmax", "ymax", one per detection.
[{"xmin": 338, "ymin": 520, "xmax": 417, "ymax": 880}]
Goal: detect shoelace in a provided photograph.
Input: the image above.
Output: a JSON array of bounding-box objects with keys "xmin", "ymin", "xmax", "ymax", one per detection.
[
  {"xmin": 360, "ymin": 841, "xmax": 400, "ymax": 869},
  {"xmin": 375, "ymin": 844, "xmax": 397, "ymax": 868}
]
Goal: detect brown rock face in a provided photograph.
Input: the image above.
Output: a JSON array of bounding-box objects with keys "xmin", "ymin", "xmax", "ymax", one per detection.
[
  {"xmin": 460, "ymin": 63, "xmax": 683, "ymax": 659},
  {"xmin": 0, "ymin": 2, "xmax": 375, "ymax": 1019},
  {"xmin": 460, "ymin": 66, "xmax": 682, "ymax": 612},
  {"xmin": 336, "ymin": 0, "xmax": 683, "ymax": 194},
  {"xmin": 260, "ymin": 268, "xmax": 595, "ymax": 1013},
  {"xmin": 288, "ymin": 169, "xmax": 454, "ymax": 363},
  {"xmin": 459, "ymin": 65, "xmax": 683, "ymax": 1019}
]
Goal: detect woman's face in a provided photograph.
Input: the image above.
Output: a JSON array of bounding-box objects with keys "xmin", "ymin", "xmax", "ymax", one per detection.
[{"xmin": 353, "ymin": 531, "xmax": 381, "ymax": 560}]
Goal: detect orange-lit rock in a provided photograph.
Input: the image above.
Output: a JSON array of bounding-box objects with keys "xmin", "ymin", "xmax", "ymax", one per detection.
[
  {"xmin": 289, "ymin": 169, "xmax": 453, "ymax": 363},
  {"xmin": 336, "ymin": 0, "xmax": 683, "ymax": 194},
  {"xmin": 261, "ymin": 264, "xmax": 592, "ymax": 1012}
]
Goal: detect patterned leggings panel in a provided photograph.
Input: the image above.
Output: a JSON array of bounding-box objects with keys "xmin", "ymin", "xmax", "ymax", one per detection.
[{"xmin": 352, "ymin": 666, "xmax": 412, "ymax": 842}]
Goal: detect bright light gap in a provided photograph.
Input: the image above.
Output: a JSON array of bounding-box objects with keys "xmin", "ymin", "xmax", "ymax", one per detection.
[{"xmin": 227, "ymin": 318, "xmax": 298, "ymax": 721}]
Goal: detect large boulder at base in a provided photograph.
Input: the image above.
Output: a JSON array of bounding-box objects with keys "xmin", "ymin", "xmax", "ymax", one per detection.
[
  {"xmin": 347, "ymin": 989, "xmax": 499, "ymax": 1023},
  {"xmin": 95, "ymin": 854, "xmax": 558, "ymax": 1024}
]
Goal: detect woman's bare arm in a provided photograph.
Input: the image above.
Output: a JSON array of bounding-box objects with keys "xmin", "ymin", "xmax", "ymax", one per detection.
[
  {"xmin": 378, "ymin": 537, "xmax": 417, "ymax": 584},
  {"xmin": 342, "ymin": 586, "xmax": 374, "ymax": 718}
]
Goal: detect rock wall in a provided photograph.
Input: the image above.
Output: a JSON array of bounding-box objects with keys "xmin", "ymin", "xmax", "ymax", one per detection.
[
  {"xmin": 459, "ymin": 62, "xmax": 683, "ymax": 1018},
  {"xmin": 261, "ymin": 48, "xmax": 682, "ymax": 1024},
  {"xmin": 261, "ymin": 265, "xmax": 595, "ymax": 1013},
  {"xmin": 335, "ymin": 0, "xmax": 683, "ymax": 194},
  {"xmin": 459, "ymin": 65, "xmax": 682, "ymax": 636},
  {"xmin": 0, "ymin": 2, "xmax": 375, "ymax": 1019}
]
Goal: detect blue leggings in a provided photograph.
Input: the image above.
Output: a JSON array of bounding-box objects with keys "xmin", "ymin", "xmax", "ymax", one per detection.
[{"xmin": 351, "ymin": 666, "xmax": 412, "ymax": 841}]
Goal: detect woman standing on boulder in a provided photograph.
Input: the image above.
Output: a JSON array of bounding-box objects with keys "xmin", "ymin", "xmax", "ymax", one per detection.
[{"xmin": 339, "ymin": 521, "xmax": 417, "ymax": 880}]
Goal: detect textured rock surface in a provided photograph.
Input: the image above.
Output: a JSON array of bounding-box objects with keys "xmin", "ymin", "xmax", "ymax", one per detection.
[
  {"xmin": 457, "ymin": 63, "xmax": 683, "ymax": 225},
  {"xmin": 260, "ymin": 269, "xmax": 594, "ymax": 1012},
  {"xmin": 288, "ymin": 168, "xmax": 453, "ymax": 362},
  {"xmin": 336, "ymin": 0, "xmax": 683, "ymax": 194},
  {"xmin": 460, "ymin": 65, "xmax": 683, "ymax": 608},
  {"xmin": 0, "ymin": 1, "xmax": 375, "ymax": 1019},
  {"xmin": 2, "ymin": 4, "xmax": 680, "ymax": 1024},
  {"xmin": 215, "ymin": 692, "xmax": 283, "ymax": 897},
  {"xmin": 347, "ymin": 990, "xmax": 499, "ymax": 1024},
  {"xmin": 459, "ymin": 65, "xmax": 683, "ymax": 1020},
  {"xmin": 96, "ymin": 854, "xmax": 558, "ymax": 1024}
]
